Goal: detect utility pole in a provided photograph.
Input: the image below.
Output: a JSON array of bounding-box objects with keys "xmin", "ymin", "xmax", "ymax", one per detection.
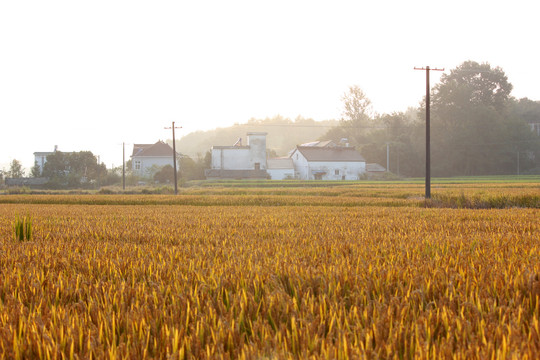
[
  {"xmin": 415, "ymin": 66, "xmax": 444, "ymax": 199},
  {"xmin": 165, "ymin": 122, "xmax": 182, "ymax": 194},
  {"xmin": 386, "ymin": 142, "xmax": 390, "ymax": 173},
  {"xmin": 517, "ymin": 150, "xmax": 520, "ymax": 176},
  {"xmin": 122, "ymin": 142, "xmax": 126, "ymax": 190},
  {"xmin": 397, "ymin": 150, "xmax": 400, "ymax": 177}
]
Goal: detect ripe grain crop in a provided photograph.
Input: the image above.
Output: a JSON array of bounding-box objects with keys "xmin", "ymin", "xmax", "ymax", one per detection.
[
  {"xmin": 1, "ymin": 182, "xmax": 539, "ymax": 208},
  {"xmin": 0, "ymin": 186, "xmax": 539, "ymax": 358}
]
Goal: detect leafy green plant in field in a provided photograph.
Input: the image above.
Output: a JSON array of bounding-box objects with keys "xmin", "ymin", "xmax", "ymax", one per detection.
[{"xmin": 13, "ymin": 214, "xmax": 32, "ymax": 241}]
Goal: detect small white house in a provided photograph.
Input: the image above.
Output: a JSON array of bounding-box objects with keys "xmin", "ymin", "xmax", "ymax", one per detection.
[
  {"xmin": 206, "ymin": 133, "xmax": 269, "ymax": 179},
  {"xmin": 267, "ymin": 158, "xmax": 295, "ymax": 180},
  {"xmin": 290, "ymin": 145, "xmax": 366, "ymax": 180},
  {"xmin": 131, "ymin": 141, "xmax": 179, "ymax": 177}
]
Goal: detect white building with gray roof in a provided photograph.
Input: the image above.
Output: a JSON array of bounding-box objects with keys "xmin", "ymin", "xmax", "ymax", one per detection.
[{"xmin": 289, "ymin": 145, "xmax": 366, "ymax": 180}]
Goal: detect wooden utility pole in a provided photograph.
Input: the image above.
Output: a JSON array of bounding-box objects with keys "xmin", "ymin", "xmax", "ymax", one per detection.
[
  {"xmin": 517, "ymin": 150, "xmax": 520, "ymax": 176},
  {"xmin": 414, "ymin": 66, "xmax": 444, "ymax": 199},
  {"xmin": 165, "ymin": 122, "xmax": 182, "ymax": 194},
  {"xmin": 386, "ymin": 142, "xmax": 390, "ymax": 173},
  {"xmin": 122, "ymin": 142, "xmax": 125, "ymax": 190}
]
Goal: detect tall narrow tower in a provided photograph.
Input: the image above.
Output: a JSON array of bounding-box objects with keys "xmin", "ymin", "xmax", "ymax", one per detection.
[{"xmin": 247, "ymin": 132, "xmax": 267, "ymax": 170}]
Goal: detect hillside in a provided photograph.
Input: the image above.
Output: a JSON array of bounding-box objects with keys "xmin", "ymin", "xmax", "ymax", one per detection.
[{"xmin": 174, "ymin": 116, "xmax": 338, "ymax": 158}]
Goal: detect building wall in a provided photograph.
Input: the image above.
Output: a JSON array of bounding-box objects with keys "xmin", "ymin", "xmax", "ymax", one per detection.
[
  {"xmin": 35, "ymin": 155, "xmax": 48, "ymax": 173},
  {"xmin": 132, "ymin": 156, "xmax": 175, "ymax": 177},
  {"xmin": 267, "ymin": 168, "xmax": 295, "ymax": 180},
  {"xmin": 223, "ymin": 148, "xmax": 252, "ymax": 169},
  {"xmin": 307, "ymin": 161, "xmax": 366, "ymax": 180},
  {"xmin": 212, "ymin": 148, "xmax": 253, "ymax": 170},
  {"xmin": 34, "ymin": 152, "xmax": 56, "ymax": 175},
  {"xmin": 247, "ymin": 133, "xmax": 267, "ymax": 169},
  {"xmin": 211, "ymin": 133, "xmax": 268, "ymax": 172},
  {"xmin": 290, "ymin": 150, "xmax": 366, "ymax": 180},
  {"xmin": 211, "ymin": 148, "xmax": 222, "ymax": 169},
  {"xmin": 290, "ymin": 150, "xmax": 310, "ymax": 180}
]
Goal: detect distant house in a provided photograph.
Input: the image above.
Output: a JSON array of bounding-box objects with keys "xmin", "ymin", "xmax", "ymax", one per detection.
[
  {"xmin": 205, "ymin": 133, "xmax": 269, "ymax": 179},
  {"xmin": 289, "ymin": 145, "xmax": 366, "ymax": 180},
  {"xmin": 205, "ymin": 133, "xmax": 368, "ymax": 181},
  {"xmin": 131, "ymin": 141, "xmax": 180, "ymax": 177},
  {"xmin": 267, "ymin": 158, "xmax": 295, "ymax": 180},
  {"xmin": 33, "ymin": 145, "xmax": 61, "ymax": 175}
]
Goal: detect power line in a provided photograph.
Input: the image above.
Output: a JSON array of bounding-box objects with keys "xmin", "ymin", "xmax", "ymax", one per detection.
[
  {"xmin": 233, "ymin": 123, "xmax": 338, "ymax": 128},
  {"xmin": 461, "ymin": 139, "xmax": 540, "ymax": 147},
  {"xmin": 233, "ymin": 123, "xmax": 387, "ymax": 129}
]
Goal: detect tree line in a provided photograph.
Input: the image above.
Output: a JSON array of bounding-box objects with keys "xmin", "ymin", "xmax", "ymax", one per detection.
[
  {"xmin": 324, "ymin": 61, "xmax": 540, "ymax": 177},
  {"xmin": 1, "ymin": 152, "xmax": 117, "ymax": 189},
  {"xmin": 3, "ymin": 60, "xmax": 539, "ymax": 187}
]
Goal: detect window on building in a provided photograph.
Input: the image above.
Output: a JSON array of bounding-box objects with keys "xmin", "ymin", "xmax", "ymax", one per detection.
[
  {"xmin": 335, "ymin": 169, "xmax": 340, "ymax": 175},
  {"xmin": 135, "ymin": 161, "xmax": 141, "ymax": 170},
  {"xmin": 254, "ymin": 162, "xmax": 260, "ymax": 170}
]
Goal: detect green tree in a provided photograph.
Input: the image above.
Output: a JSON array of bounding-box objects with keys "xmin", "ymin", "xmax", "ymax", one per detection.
[
  {"xmin": 154, "ymin": 165, "xmax": 175, "ymax": 184},
  {"xmin": 342, "ymin": 85, "xmax": 373, "ymax": 122},
  {"xmin": 42, "ymin": 151, "xmax": 107, "ymax": 188},
  {"xmin": 504, "ymin": 98, "xmax": 540, "ymax": 174},
  {"xmin": 8, "ymin": 159, "xmax": 24, "ymax": 178},
  {"xmin": 101, "ymin": 168, "xmax": 122, "ymax": 186},
  {"xmin": 323, "ymin": 85, "xmax": 374, "ymax": 146},
  {"xmin": 30, "ymin": 161, "xmax": 41, "ymax": 177},
  {"xmin": 68, "ymin": 151, "xmax": 107, "ymax": 183},
  {"xmin": 179, "ymin": 153, "xmax": 210, "ymax": 181},
  {"xmin": 429, "ymin": 61, "xmax": 519, "ymax": 176},
  {"xmin": 125, "ymin": 159, "xmax": 133, "ymax": 174},
  {"xmin": 42, "ymin": 152, "xmax": 69, "ymax": 179},
  {"xmin": 361, "ymin": 111, "xmax": 424, "ymax": 177},
  {"xmin": 512, "ymin": 98, "xmax": 540, "ymax": 131},
  {"xmin": 432, "ymin": 61, "xmax": 512, "ymax": 115}
]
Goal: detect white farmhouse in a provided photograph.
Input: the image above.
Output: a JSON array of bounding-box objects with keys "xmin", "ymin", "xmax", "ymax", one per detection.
[
  {"xmin": 267, "ymin": 158, "xmax": 295, "ymax": 180},
  {"xmin": 206, "ymin": 133, "xmax": 269, "ymax": 179},
  {"xmin": 131, "ymin": 141, "xmax": 179, "ymax": 177},
  {"xmin": 290, "ymin": 145, "xmax": 366, "ymax": 180}
]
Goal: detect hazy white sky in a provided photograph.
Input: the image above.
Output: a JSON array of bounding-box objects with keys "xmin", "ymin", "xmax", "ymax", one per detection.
[{"xmin": 1, "ymin": 0, "xmax": 538, "ymax": 170}]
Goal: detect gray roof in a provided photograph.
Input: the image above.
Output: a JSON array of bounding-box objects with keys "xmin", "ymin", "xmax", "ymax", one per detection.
[
  {"xmin": 299, "ymin": 140, "xmax": 336, "ymax": 147},
  {"xmin": 132, "ymin": 141, "xmax": 177, "ymax": 157},
  {"xmin": 294, "ymin": 146, "xmax": 365, "ymax": 162},
  {"xmin": 212, "ymin": 146, "xmax": 250, "ymax": 150}
]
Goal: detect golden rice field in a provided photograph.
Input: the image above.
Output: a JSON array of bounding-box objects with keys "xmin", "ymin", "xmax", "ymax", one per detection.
[{"xmin": 0, "ymin": 183, "xmax": 539, "ymax": 359}]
